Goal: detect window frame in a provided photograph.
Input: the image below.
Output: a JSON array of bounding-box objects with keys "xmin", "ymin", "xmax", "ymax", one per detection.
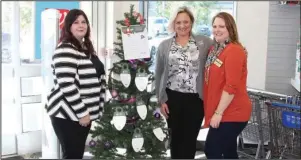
[
  {"xmin": 140, "ymin": 1, "xmax": 237, "ymax": 30},
  {"xmin": 2, "ymin": 1, "xmax": 93, "ymax": 65}
]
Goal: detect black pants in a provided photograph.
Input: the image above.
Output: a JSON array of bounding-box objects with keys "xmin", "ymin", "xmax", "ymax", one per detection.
[
  {"xmin": 166, "ymin": 88, "xmax": 204, "ymax": 159},
  {"xmin": 204, "ymin": 122, "xmax": 248, "ymax": 159},
  {"xmin": 50, "ymin": 117, "xmax": 91, "ymax": 159}
]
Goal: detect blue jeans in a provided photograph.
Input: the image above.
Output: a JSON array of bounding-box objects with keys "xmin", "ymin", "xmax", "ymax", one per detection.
[{"xmin": 205, "ymin": 121, "xmax": 247, "ymax": 159}]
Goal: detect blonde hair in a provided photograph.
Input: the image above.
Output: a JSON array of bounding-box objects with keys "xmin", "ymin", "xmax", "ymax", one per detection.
[{"xmin": 167, "ymin": 6, "xmax": 195, "ymax": 33}]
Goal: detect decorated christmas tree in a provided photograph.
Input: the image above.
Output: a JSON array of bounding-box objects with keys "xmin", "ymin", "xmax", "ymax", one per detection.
[{"xmin": 89, "ymin": 5, "xmax": 169, "ymax": 159}]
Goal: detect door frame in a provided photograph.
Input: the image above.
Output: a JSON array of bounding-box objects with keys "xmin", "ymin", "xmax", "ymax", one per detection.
[{"xmin": 2, "ymin": 1, "xmax": 21, "ymax": 157}]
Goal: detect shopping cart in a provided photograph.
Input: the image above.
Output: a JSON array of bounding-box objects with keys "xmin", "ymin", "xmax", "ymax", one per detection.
[
  {"xmin": 237, "ymin": 88, "xmax": 300, "ymax": 159},
  {"xmin": 266, "ymin": 102, "xmax": 301, "ymax": 159}
]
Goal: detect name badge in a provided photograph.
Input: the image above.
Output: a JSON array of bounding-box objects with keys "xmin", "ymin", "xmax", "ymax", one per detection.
[{"xmin": 214, "ymin": 59, "xmax": 223, "ymax": 67}]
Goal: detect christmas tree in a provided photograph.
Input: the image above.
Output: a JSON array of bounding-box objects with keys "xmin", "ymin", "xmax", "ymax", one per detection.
[{"xmin": 89, "ymin": 5, "xmax": 169, "ymax": 159}]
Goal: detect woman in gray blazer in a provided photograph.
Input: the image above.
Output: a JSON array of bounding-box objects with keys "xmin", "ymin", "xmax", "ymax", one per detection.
[{"xmin": 155, "ymin": 6, "xmax": 213, "ymax": 159}]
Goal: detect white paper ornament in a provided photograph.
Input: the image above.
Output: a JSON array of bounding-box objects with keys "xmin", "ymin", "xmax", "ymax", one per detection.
[
  {"xmin": 112, "ymin": 107, "xmax": 126, "ymax": 131},
  {"xmin": 120, "ymin": 63, "xmax": 131, "ymax": 88},
  {"xmin": 153, "ymin": 127, "xmax": 166, "ymax": 141},
  {"xmin": 120, "ymin": 73, "xmax": 131, "ymax": 88},
  {"xmin": 132, "ymin": 128, "xmax": 144, "ymax": 152},
  {"xmin": 132, "ymin": 138, "xmax": 144, "ymax": 152},
  {"xmin": 135, "ymin": 68, "xmax": 148, "ymax": 91},
  {"xmin": 137, "ymin": 104, "xmax": 148, "ymax": 120},
  {"xmin": 150, "ymin": 95, "xmax": 158, "ymax": 103},
  {"xmin": 135, "ymin": 76, "xmax": 148, "ymax": 91}
]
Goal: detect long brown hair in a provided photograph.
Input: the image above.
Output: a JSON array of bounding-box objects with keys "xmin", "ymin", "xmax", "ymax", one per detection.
[
  {"xmin": 212, "ymin": 12, "xmax": 242, "ymax": 47},
  {"xmin": 59, "ymin": 9, "xmax": 95, "ymax": 55}
]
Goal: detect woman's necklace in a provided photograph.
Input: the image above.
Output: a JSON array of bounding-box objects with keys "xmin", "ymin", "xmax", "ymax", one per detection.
[{"xmin": 204, "ymin": 43, "xmax": 228, "ymax": 85}]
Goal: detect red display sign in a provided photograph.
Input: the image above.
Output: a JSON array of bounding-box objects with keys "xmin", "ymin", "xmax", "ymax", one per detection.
[{"xmin": 280, "ymin": 1, "xmax": 300, "ymax": 6}]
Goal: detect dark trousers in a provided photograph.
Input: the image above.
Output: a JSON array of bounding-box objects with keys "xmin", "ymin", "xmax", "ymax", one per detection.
[
  {"xmin": 204, "ymin": 122, "xmax": 248, "ymax": 159},
  {"xmin": 166, "ymin": 88, "xmax": 204, "ymax": 159},
  {"xmin": 50, "ymin": 117, "xmax": 91, "ymax": 159}
]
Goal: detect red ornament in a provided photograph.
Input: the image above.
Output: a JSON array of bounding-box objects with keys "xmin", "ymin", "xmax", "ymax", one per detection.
[
  {"xmin": 133, "ymin": 11, "xmax": 138, "ymax": 17},
  {"xmin": 124, "ymin": 18, "xmax": 130, "ymax": 27}
]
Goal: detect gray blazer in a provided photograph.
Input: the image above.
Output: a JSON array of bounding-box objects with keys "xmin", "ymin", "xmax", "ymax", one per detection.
[{"xmin": 155, "ymin": 34, "xmax": 213, "ymax": 104}]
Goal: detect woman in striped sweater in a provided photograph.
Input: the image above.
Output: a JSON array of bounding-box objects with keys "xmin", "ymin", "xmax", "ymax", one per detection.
[{"xmin": 45, "ymin": 9, "xmax": 106, "ymax": 159}]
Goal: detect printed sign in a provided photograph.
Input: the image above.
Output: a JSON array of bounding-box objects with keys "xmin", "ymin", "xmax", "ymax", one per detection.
[{"xmin": 121, "ymin": 25, "xmax": 150, "ymax": 60}]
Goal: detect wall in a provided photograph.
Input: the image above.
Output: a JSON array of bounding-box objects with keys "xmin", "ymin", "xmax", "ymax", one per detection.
[
  {"xmin": 112, "ymin": 1, "xmax": 140, "ymax": 43},
  {"xmin": 236, "ymin": 1, "xmax": 270, "ymax": 90},
  {"xmin": 265, "ymin": 1, "xmax": 300, "ymax": 95},
  {"xmin": 106, "ymin": 1, "xmax": 140, "ymax": 67}
]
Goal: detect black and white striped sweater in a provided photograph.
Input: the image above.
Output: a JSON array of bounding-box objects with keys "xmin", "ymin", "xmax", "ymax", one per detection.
[{"xmin": 45, "ymin": 42, "xmax": 106, "ymax": 121}]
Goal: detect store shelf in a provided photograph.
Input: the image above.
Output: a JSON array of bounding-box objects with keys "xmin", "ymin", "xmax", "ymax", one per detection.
[{"xmin": 291, "ymin": 78, "xmax": 300, "ymax": 92}]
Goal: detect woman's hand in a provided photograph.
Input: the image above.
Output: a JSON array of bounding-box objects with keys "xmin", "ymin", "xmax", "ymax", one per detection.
[
  {"xmin": 210, "ymin": 113, "xmax": 222, "ymax": 128},
  {"xmin": 160, "ymin": 103, "xmax": 169, "ymax": 119},
  {"xmin": 79, "ymin": 114, "xmax": 90, "ymax": 127}
]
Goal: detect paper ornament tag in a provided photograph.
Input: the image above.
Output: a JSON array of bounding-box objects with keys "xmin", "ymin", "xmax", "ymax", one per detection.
[
  {"xmin": 132, "ymin": 137, "xmax": 144, "ymax": 152},
  {"xmin": 137, "ymin": 104, "xmax": 148, "ymax": 120},
  {"xmin": 112, "ymin": 115, "xmax": 126, "ymax": 131},
  {"xmin": 135, "ymin": 76, "xmax": 148, "ymax": 91},
  {"xmin": 112, "ymin": 107, "xmax": 126, "ymax": 131},
  {"xmin": 135, "ymin": 68, "xmax": 148, "ymax": 91},
  {"xmin": 120, "ymin": 73, "xmax": 131, "ymax": 88},
  {"xmin": 153, "ymin": 127, "xmax": 166, "ymax": 141},
  {"xmin": 132, "ymin": 128, "xmax": 144, "ymax": 152}
]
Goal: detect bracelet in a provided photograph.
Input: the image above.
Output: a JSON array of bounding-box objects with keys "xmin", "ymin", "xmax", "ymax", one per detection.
[{"xmin": 214, "ymin": 111, "xmax": 223, "ymax": 116}]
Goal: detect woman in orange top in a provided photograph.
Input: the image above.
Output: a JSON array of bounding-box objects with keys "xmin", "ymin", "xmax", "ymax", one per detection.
[{"xmin": 203, "ymin": 12, "xmax": 252, "ymax": 159}]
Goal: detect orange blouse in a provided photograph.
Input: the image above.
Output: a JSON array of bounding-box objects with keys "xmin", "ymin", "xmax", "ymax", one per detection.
[{"xmin": 203, "ymin": 43, "xmax": 252, "ymax": 128}]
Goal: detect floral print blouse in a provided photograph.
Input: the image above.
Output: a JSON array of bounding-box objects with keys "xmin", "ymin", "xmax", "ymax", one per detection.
[{"xmin": 167, "ymin": 36, "xmax": 200, "ymax": 93}]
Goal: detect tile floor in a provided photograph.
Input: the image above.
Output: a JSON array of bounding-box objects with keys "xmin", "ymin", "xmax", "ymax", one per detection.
[{"xmin": 3, "ymin": 145, "xmax": 207, "ymax": 159}]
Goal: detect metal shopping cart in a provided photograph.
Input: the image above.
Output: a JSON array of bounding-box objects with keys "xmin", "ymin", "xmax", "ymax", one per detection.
[
  {"xmin": 237, "ymin": 88, "xmax": 300, "ymax": 159},
  {"xmin": 266, "ymin": 102, "xmax": 301, "ymax": 159}
]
